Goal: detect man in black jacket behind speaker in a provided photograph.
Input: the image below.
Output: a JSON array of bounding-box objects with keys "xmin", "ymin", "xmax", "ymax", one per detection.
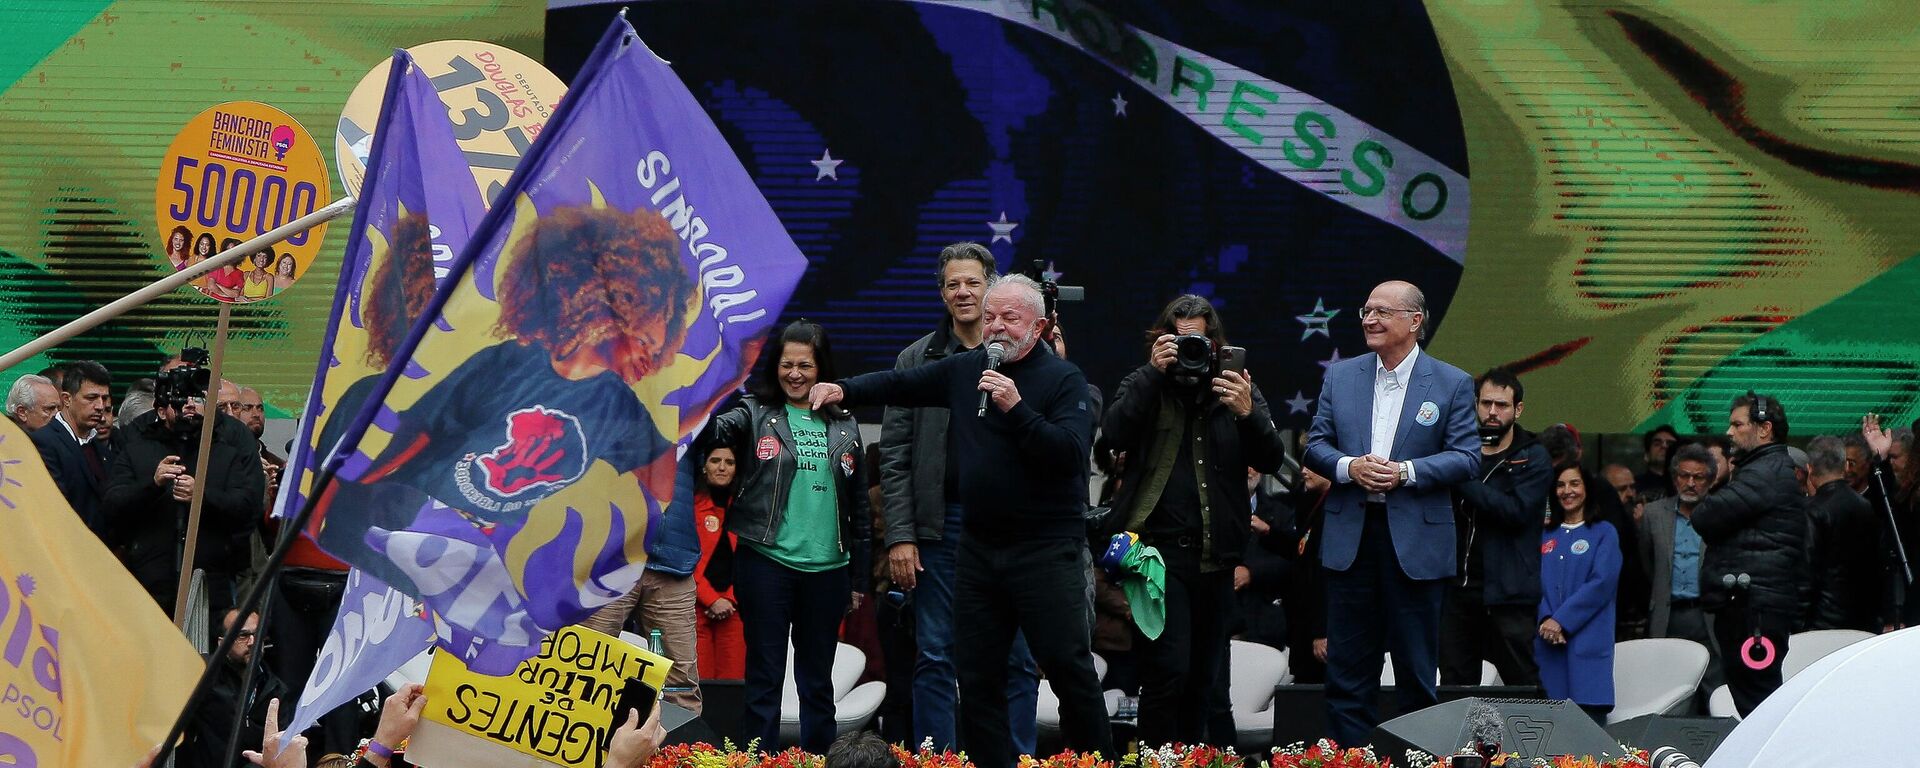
[{"xmin": 1691, "ymin": 392, "xmax": 1807, "ymax": 716}]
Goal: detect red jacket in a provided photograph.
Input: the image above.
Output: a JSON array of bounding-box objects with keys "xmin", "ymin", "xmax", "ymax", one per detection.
[{"xmin": 694, "ymin": 490, "xmax": 736, "ymax": 608}]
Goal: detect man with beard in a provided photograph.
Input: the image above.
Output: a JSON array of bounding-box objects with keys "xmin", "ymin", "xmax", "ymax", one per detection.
[
  {"xmin": 810, "ymin": 275, "xmax": 1109, "ymax": 768},
  {"xmin": 1635, "ymin": 426, "xmax": 1679, "ymax": 503},
  {"xmin": 185, "ymin": 609, "xmax": 288, "ymax": 768},
  {"xmin": 1692, "ymin": 393, "xmax": 1806, "ymax": 716},
  {"xmin": 1439, "ymin": 367, "xmax": 1550, "ymax": 688},
  {"xmin": 102, "ymin": 358, "xmax": 265, "ymax": 614},
  {"xmin": 1637, "ymin": 444, "xmax": 1725, "ymax": 701},
  {"xmin": 876, "ymin": 243, "xmax": 1041, "ymax": 752},
  {"xmin": 234, "ymin": 387, "xmax": 284, "ymax": 508}
]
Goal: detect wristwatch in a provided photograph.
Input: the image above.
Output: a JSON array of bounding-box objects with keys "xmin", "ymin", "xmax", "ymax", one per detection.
[{"xmin": 1395, "ymin": 461, "xmax": 1410, "ymax": 485}]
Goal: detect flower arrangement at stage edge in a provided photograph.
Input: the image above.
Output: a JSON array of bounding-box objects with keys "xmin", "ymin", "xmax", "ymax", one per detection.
[
  {"xmin": 647, "ymin": 740, "xmax": 826, "ymax": 768},
  {"xmin": 894, "ymin": 738, "xmax": 978, "ymax": 768},
  {"xmin": 1121, "ymin": 743, "xmax": 1245, "ymax": 768},
  {"xmin": 1266, "ymin": 740, "xmax": 1392, "ymax": 768},
  {"xmin": 1018, "ymin": 749, "xmax": 1113, "ymax": 768}
]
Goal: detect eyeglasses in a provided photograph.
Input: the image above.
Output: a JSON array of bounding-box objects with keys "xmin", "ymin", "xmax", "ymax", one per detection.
[
  {"xmin": 229, "ymin": 629, "xmax": 257, "ymax": 641},
  {"xmin": 1357, "ymin": 306, "xmax": 1419, "ymax": 320}
]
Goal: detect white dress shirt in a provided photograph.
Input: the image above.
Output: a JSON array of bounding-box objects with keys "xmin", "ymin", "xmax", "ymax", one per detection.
[
  {"xmin": 52, "ymin": 411, "xmax": 95, "ymax": 445},
  {"xmin": 1338, "ymin": 345, "xmax": 1420, "ymax": 501}
]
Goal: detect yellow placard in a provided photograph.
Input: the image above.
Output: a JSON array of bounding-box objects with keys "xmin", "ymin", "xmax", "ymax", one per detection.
[
  {"xmin": 153, "ymin": 100, "xmax": 333, "ymax": 303},
  {"xmin": 421, "ymin": 626, "xmax": 670, "ymax": 767},
  {"xmin": 335, "ymin": 40, "xmax": 565, "ymax": 205}
]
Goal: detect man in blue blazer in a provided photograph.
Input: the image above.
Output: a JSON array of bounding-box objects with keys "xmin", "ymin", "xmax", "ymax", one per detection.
[
  {"xmin": 30, "ymin": 360, "xmax": 114, "ymax": 538},
  {"xmin": 1304, "ymin": 281, "xmax": 1479, "ymax": 747}
]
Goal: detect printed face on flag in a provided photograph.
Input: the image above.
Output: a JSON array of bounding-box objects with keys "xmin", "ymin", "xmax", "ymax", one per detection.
[{"xmin": 308, "ymin": 18, "xmax": 806, "ymax": 671}]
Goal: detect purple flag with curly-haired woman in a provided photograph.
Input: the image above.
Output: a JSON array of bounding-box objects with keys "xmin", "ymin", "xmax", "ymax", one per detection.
[{"xmin": 309, "ymin": 14, "xmax": 808, "ymax": 673}]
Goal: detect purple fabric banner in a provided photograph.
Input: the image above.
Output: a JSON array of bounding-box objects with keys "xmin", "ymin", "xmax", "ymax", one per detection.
[{"xmin": 309, "ymin": 14, "xmax": 807, "ymax": 674}]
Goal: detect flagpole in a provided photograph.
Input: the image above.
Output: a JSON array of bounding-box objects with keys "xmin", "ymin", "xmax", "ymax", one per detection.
[
  {"xmin": 172, "ymin": 302, "xmax": 234, "ymax": 626},
  {"xmin": 0, "ymin": 196, "xmax": 356, "ymax": 373}
]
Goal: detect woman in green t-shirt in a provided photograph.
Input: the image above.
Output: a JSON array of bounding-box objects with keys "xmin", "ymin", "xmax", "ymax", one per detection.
[{"xmin": 705, "ymin": 320, "xmax": 873, "ymax": 752}]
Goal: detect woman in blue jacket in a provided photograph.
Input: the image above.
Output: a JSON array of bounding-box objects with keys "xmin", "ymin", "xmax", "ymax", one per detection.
[{"xmin": 1537, "ymin": 462, "xmax": 1623, "ymax": 725}]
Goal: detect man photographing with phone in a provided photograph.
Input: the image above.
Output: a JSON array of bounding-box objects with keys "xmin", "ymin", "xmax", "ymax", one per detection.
[{"xmin": 1100, "ymin": 294, "xmax": 1287, "ymax": 745}]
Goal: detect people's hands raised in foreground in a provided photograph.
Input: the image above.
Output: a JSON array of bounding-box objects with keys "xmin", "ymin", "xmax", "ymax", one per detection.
[
  {"xmin": 1864, "ymin": 412, "xmax": 1894, "ymax": 459},
  {"xmin": 366, "ymin": 683, "xmax": 428, "ymax": 767},
  {"xmin": 242, "ymin": 698, "xmax": 308, "ymax": 768},
  {"xmin": 607, "ymin": 701, "xmax": 668, "ymax": 768}
]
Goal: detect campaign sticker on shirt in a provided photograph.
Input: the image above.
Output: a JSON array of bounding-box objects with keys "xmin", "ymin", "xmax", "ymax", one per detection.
[
  {"xmin": 756, "ymin": 435, "xmax": 780, "ymax": 461},
  {"xmin": 1415, "ymin": 401, "xmax": 1439, "ymax": 426},
  {"xmin": 1541, "ymin": 539, "xmax": 1557, "ymax": 554},
  {"xmin": 840, "ymin": 452, "xmax": 856, "ymax": 477},
  {"xmin": 704, "ymin": 514, "xmax": 721, "ymax": 533},
  {"xmin": 1572, "ymin": 539, "xmax": 1591, "ymax": 555}
]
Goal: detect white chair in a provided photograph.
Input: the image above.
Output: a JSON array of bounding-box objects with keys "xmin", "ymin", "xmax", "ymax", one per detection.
[
  {"xmin": 1035, "ymin": 652, "xmax": 1110, "ymax": 735},
  {"xmin": 778, "ymin": 641, "xmax": 886, "ymax": 741},
  {"xmin": 1228, "ymin": 640, "xmax": 1290, "ymax": 751},
  {"xmin": 1782, "ymin": 629, "xmax": 1874, "ymax": 681},
  {"xmin": 1480, "ymin": 660, "xmax": 1504, "ymax": 686},
  {"xmin": 1608, "ymin": 638, "xmax": 1709, "ymax": 724},
  {"xmin": 1707, "ymin": 684, "xmax": 1740, "ymax": 720}
]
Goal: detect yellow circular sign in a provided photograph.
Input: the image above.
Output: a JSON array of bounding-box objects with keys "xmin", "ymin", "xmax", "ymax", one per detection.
[
  {"xmin": 335, "ymin": 40, "xmax": 566, "ymax": 205},
  {"xmin": 154, "ymin": 101, "xmax": 332, "ymax": 304}
]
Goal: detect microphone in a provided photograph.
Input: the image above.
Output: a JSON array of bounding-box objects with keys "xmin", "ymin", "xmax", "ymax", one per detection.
[{"xmin": 978, "ymin": 341, "xmax": 1008, "ymax": 417}]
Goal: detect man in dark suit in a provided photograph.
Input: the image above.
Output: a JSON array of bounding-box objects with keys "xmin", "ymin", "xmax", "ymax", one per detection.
[
  {"xmin": 30, "ymin": 360, "xmax": 113, "ymax": 536},
  {"xmin": 1304, "ymin": 280, "xmax": 1478, "ymax": 747}
]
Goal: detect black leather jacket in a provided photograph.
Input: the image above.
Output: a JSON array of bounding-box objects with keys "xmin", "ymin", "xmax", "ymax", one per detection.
[{"xmin": 705, "ymin": 396, "xmax": 872, "ymax": 591}]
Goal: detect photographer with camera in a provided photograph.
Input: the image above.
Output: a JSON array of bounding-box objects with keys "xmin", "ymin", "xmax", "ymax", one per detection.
[
  {"xmin": 1101, "ymin": 294, "xmax": 1286, "ymax": 745},
  {"xmin": 103, "ymin": 350, "xmax": 266, "ymax": 616}
]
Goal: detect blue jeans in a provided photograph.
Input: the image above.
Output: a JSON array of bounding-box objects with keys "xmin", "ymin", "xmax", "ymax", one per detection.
[
  {"xmin": 914, "ymin": 505, "xmax": 1039, "ymax": 753},
  {"xmin": 735, "ymin": 544, "xmax": 849, "ymax": 752}
]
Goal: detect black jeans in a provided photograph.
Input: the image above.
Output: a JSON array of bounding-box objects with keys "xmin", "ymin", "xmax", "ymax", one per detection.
[
  {"xmin": 1439, "ymin": 586, "xmax": 1541, "ymax": 687},
  {"xmin": 954, "ymin": 535, "xmax": 1112, "ymax": 768},
  {"xmin": 1133, "ymin": 563, "xmax": 1235, "ymax": 746},
  {"xmin": 735, "ymin": 545, "xmax": 849, "ymax": 752},
  {"xmin": 1712, "ymin": 605, "xmax": 1791, "ymax": 717}
]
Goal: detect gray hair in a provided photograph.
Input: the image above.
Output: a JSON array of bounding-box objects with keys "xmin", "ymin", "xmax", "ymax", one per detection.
[
  {"xmin": 988, "ymin": 273, "xmax": 1046, "ymax": 320},
  {"xmin": 6, "ymin": 374, "xmax": 54, "ymax": 415},
  {"xmin": 119, "ymin": 390, "xmax": 155, "ymax": 425},
  {"xmin": 1671, "ymin": 443, "xmax": 1717, "ymax": 484},
  {"xmin": 1404, "ymin": 283, "xmax": 1429, "ymax": 342},
  {"xmin": 1806, "ymin": 435, "xmax": 1847, "ymax": 477},
  {"xmin": 935, "ymin": 242, "xmax": 997, "ymax": 287},
  {"xmin": 1896, "ymin": 427, "xmax": 1915, "ymax": 451}
]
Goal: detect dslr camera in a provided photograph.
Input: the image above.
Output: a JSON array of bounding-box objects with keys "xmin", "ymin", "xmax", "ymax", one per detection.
[
  {"xmin": 1167, "ymin": 335, "xmax": 1246, "ymax": 388},
  {"xmin": 155, "ymin": 347, "xmax": 212, "ymax": 411}
]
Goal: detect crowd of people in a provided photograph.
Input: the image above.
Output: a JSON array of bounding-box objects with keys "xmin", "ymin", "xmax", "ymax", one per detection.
[{"xmin": 14, "ymin": 244, "xmax": 1920, "ymax": 768}]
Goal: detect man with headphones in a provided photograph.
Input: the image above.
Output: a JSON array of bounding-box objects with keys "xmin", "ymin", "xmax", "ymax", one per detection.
[{"xmin": 1690, "ymin": 391, "xmax": 1809, "ymax": 716}]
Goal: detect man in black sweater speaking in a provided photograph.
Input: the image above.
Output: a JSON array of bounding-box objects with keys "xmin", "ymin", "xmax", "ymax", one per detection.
[{"xmin": 810, "ymin": 274, "xmax": 1109, "ymax": 768}]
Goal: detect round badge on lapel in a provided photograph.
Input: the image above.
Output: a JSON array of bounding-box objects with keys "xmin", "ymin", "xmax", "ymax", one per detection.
[
  {"xmin": 757, "ymin": 435, "xmax": 779, "ymax": 461},
  {"xmin": 1415, "ymin": 401, "xmax": 1439, "ymax": 426},
  {"xmin": 1571, "ymin": 539, "xmax": 1590, "ymax": 555},
  {"xmin": 1541, "ymin": 539, "xmax": 1556, "ymax": 554}
]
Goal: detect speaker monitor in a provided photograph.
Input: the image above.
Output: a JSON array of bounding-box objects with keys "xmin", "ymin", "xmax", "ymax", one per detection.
[
  {"xmin": 661, "ymin": 700, "xmax": 718, "ymax": 746},
  {"xmin": 1372, "ymin": 698, "xmax": 1623, "ymax": 763},
  {"xmin": 1606, "ymin": 715, "xmax": 1737, "ymax": 762}
]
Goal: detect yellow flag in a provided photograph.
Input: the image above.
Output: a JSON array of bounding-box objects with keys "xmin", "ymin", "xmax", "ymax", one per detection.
[{"xmin": 0, "ymin": 419, "xmax": 201, "ymax": 766}]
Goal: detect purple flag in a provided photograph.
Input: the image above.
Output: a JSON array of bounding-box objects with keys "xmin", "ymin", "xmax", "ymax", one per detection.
[
  {"xmin": 275, "ymin": 50, "xmax": 485, "ymax": 736},
  {"xmin": 309, "ymin": 14, "xmax": 807, "ymax": 673}
]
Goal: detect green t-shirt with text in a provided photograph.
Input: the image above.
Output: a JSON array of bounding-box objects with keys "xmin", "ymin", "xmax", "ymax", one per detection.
[{"xmin": 751, "ymin": 404, "xmax": 848, "ymax": 572}]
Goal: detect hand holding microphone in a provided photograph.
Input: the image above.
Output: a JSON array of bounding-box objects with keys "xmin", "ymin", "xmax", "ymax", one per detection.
[{"xmin": 978, "ymin": 341, "xmax": 1013, "ymax": 416}]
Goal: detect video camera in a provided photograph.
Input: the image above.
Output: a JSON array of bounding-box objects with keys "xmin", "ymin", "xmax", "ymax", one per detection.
[
  {"xmin": 1015, "ymin": 259, "xmax": 1084, "ymax": 323},
  {"xmin": 155, "ymin": 347, "xmax": 212, "ymax": 410}
]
